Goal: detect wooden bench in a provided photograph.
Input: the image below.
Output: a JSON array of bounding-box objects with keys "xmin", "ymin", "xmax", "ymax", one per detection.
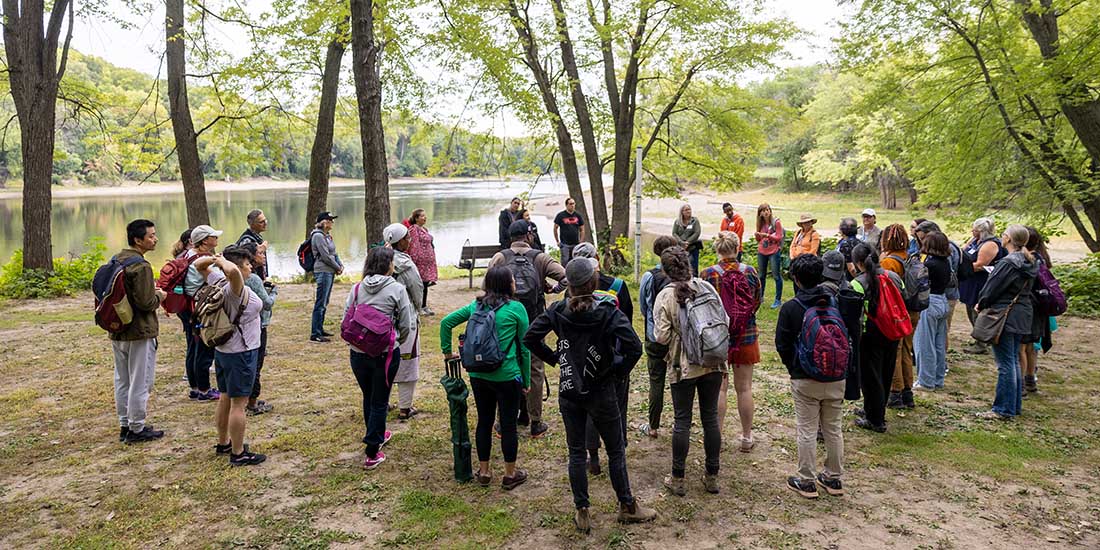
[{"xmin": 458, "ymin": 241, "xmax": 502, "ymax": 288}]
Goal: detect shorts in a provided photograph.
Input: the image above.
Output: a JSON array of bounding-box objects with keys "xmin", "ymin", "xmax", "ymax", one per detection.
[
  {"xmin": 728, "ymin": 340, "xmax": 761, "ymax": 366},
  {"xmin": 215, "ymin": 349, "xmax": 259, "ymax": 398}
]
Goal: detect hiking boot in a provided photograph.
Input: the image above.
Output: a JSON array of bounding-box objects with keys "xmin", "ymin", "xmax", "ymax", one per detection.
[
  {"xmin": 902, "ymin": 388, "xmax": 915, "ymax": 409},
  {"xmin": 230, "ymin": 450, "xmax": 267, "ymax": 467},
  {"xmin": 617, "ymin": 499, "xmax": 658, "ymax": 523},
  {"xmin": 787, "ymin": 476, "xmax": 818, "ymax": 499},
  {"xmin": 816, "ymin": 473, "xmax": 844, "ymax": 496},
  {"xmin": 125, "ymin": 426, "xmax": 165, "ymax": 444},
  {"xmin": 855, "ymin": 417, "xmax": 887, "ymax": 433},
  {"xmin": 118, "ymin": 427, "xmax": 129, "ymax": 442},
  {"xmin": 664, "ymin": 475, "xmax": 686, "ymax": 497},
  {"xmin": 574, "ymin": 507, "xmax": 592, "ymax": 534},
  {"xmin": 502, "ymin": 469, "xmax": 528, "ymax": 490},
  {"xmin": 886, "ymin": 392, "xmax": 905, "ymax": 409},
  {"xmin": 363, "ymin": 452, "xmax": 386, "ymax": 470},
  {"xmin": 702, "ymin": 474, "xmax": 720, "ymax": 494},
  {"xmin": 530, "ymin": 421, "xmax": 549, "ymax": 439},
  {"xmin": 309, "ymin": 336, "xmax": 331, "ymax": 343}
]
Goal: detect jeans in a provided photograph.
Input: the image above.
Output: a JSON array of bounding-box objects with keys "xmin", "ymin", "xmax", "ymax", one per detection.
[
  {"xmin": 992, "ymin": 332, "xmax": 1024, "ymax": 417},
  {"xmin": 180, "ymin": 309, "xmax": 213, "ymax": 391},
  {"xmin": 915, "ymin": 295, "xmax": 949, "ymax": 389},
  {"xmin": 757, "ymin": 252, "xmax": 783, "ymax": 302},
  {"xmin": 585, "ymin": 376, "xmax": 628, "ymax": 451},
  {"xmin": 112, "ymin": 338, "xmax": 157, "ymax": 432},
  {"xmin": 251, "ymin": 327, "xmax": 268, "ymax": 399},
  {"xmin": 561, "ymin": 244, "xmax": 575, "ymax": 267},
  {"xmin": 671, "ymin": 371, "xmax": 723, "ymax": 477},
  {"xmin": 561, "ymin": 386, "xmax": 634, "ymax": 509},
  {"xmin": 860, "ymin": 323, "xmax": 898, "ymax": 427},
  {"xmin": 350, "ymin": 350, "xmax": 399, "ymax": 458},
  {"xmin": 791, "ymin": 379, "xmax": 844, "ymax": 481},
  {"xmin": 311, "ymin": 271, "xmax": 335, "ymax": 339},
  {"xmin": 689, "ymin": 247, "xmax": 700, "ymax": 277},
  {"xmin": 471, "ymin": 377, "xmax": 521, "ymax": 462},
  {"xmin": 646, "ymin": 341, "xmax": 670, "ymax": 430}
]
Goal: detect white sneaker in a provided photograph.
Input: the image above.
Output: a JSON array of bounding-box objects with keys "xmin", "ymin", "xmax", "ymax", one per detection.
[{"xmin": 912, "ymin": 383, "xmax": 935, "ymax": 392}]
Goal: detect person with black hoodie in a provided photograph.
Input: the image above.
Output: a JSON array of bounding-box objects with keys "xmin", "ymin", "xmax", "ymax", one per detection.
[
  {"xmin": 524, "ymin": 257, "xmax": 657, "ymax": 533},
  {"xmin": 850, "ymin": 244, "xmax": 906, "ymax": 433},
  {"xmin": 775, "ymin": 254, "xmax": 845, "ymax": 499}
]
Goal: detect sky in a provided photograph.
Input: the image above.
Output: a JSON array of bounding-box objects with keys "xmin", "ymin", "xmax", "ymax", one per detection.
[{"xmin": 66, "ymin": 0, "xmax": 848, "ymax": 134}]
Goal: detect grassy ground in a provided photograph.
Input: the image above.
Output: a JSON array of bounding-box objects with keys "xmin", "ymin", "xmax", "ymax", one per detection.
[{"xmin": 1, "ymin": 276, "xmax": 1099, "ymax": 549}]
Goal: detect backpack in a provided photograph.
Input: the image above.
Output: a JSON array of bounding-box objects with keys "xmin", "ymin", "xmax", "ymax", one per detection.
[
  {"xmin": 888, "ymin": 254, "xmax": 930, "ymax": 312},
  {"xmin": 643, "ymin": 267, "xmax": 669, "ymax": 316},
  {"xmin": 947, "ymin": 242, "xmax": 962, "ymax": 288},
  {"xmin": 297, "ymin": 230, "xmax": 322, "ymax": 272},
  {"xmin": 460, "ymin": 302, "xmax": 511, "ymax": 372},
  {"xmin": 553, "ymin": 302, "xmax": 617, "ymax": 398},
  {"xmin": 93, "ymin": 255, "xmax": 146, "ymax": 334},
  {"xmin": 712, "ymin": 263, "xmax": 757, "ymax": 351},
  {"xmin": 340, "ymin": 282, "xmax": 399, "ymax": 381},
  {"xmin": 1034, "ymin": 261, "xmax": 1067, "ymax": 317},
  {"xmin": 193, "ymin": 280, "xmax": 249, "ymax": 347},
  {"xmin": 868, "ymin": 273, "xmax": 913, "ymax": 341},
  {"xmin": 157, "ymin": 254, "xmax": 201, "ymax": 314},
  {"xmin": 795, "ymin": 296, "xmax": 851, "ymax": 382},
  {"xmin": 593, "ymin": 278, "xmax": 624, "ymax": 309},
  {"xmin": 502, "ymin": 248, "xmax": 544, "ymax": 321},
  {"xmin": 678, "ymin": 283, "xmax": 730, "ymax": 367}
]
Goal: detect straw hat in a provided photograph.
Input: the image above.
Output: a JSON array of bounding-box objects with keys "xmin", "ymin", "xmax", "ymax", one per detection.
[{"xmin": 797, "ymin": 213, "xmax": 817, "ymax": 226}]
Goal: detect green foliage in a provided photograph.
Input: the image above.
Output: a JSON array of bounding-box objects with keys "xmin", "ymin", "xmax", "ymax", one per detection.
[
  {"xmin": 1054, "ymin": 254, "xmax": 1100, "ymax": 317},
  {"xmin": 697, "ymin": 231, "xmax": 838, "ymax": 275},
  {"xmin": 0, "ymin": 239, "xmax": 106, "ymax": 299}
]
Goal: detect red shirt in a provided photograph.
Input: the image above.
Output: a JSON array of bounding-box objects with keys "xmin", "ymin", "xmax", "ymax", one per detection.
[{"xmin": 720, "ymin": 214, "xmax": 745, "ymax": 251}]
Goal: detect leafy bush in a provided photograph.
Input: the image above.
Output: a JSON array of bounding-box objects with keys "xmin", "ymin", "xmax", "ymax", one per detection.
[
  {"xmin": 0, "ymin": 239, "xmax": 107, "ymax": 299},
  {"xmin": 1053, "ymin": 253, "xmax": 1100, "ymax": 318},
  {"xmin": 698, "ymin": 230, "xmax": 839, "ymax": 276}
]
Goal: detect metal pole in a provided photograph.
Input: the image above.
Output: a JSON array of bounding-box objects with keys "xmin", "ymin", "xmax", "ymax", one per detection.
[{"xmin": 634, "ymin": 146, "xmax": 643, "ymax": 283}]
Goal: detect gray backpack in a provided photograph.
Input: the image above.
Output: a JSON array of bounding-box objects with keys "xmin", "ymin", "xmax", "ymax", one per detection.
[{"xmin": 678, "ymin": 282, "xmax": 729, "ymax": 367}]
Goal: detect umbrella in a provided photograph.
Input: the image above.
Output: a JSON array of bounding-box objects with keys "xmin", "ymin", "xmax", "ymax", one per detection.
[{"xmin": 440, "ymin": 358, "xmax": 473, "ymax": 483}]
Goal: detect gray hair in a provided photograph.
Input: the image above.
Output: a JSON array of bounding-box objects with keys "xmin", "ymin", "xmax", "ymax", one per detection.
[
  {"xmin": 572, "ymin": 242, "xmax": 598, "ymax": 259},
  {"xmin": 972, "ymin": 217, "xmax": 996, "ymax": 240},
  {"xmin": 916, "ymin": 220, "xmax": 941, "ymax": 234},
  {"xmin": 247, "ymin": 209, "xmax": 264, "ymax": 225}
]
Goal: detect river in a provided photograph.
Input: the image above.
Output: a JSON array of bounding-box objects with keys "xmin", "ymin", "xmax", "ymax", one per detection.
[{"xmin": 0, "ymin": 178, "xmax": 573, "ymax": 277}]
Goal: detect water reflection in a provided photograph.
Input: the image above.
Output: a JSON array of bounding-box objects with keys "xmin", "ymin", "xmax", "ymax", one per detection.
[{"xmin": 0, "ymin": 179, "xmax": 569, "ymax": 277}]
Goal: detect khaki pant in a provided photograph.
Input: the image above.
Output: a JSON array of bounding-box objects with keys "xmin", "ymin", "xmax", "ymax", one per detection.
[
  {"xmin": 892, "ymin": 311, "xmax": 920, "ymax": 392},
  {"xmin": 790, "ymin": 379, "xmax": 844, "ymax": 481},
  {"xmin": 525, "ymin": 355, "xmax": 545, "ymax": 424}
]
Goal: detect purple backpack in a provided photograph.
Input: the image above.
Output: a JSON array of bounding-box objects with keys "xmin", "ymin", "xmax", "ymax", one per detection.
[
  {"xmin": 1035, "ymin": 261, "xmax": 1067, "ymax": 317},
  {"xmin": 341, "ymin": 282, "xmax": 398, "ymax": 381}
]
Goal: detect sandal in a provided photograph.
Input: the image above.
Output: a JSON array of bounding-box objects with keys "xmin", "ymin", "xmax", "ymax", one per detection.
[
  {"xmin": 476, "ymin": 472, "xmax": 492, "ymax": 487},
  {"xmin": 640, "ymin": 423, "xmax": 659, "ymax": 439},
  {"xmin": 398, "ymin": 407, "xmax": 419, "ymax": 421}
]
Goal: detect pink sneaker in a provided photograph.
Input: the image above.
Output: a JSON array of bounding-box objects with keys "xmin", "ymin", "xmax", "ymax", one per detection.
[
  {"xmin": 364, "ymin": 451, "xmax": 386, "ymax": 470},
  {"xmin": 380, "ymin": 430, "xmax": 393, "ymax": 449}
]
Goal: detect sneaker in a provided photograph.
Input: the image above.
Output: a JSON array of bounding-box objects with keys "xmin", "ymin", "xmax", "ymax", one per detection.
[
  {"xmin": 963, "ymin": 342, "xmax": 988, "ymax": 355},
  {"xmin": 702, "ymin": 474, "xmax": 719, "ymax": 494},
  {"xmin": 124, "ymin": 425, "xmax": 165, "ymax": 444},
  {"xmin": 530, "ymin": 421, "xmax": 549, "ymax": 439},
  {"xmin": 770, "ymin": 299, "xmax": 781, "ymax": 309},
  {"xmin": 912, "ymin": 383, "xmax": 935, "ymax": 393},
  {"xmin": 381, "ymin": 430, "xmax": 393, "ymax": 449},
  {"xmin": 322, "ymin": 330, "xmax": 335, "ymax": 337},
  {"xmin": 363, "ymin": 451, "xmax": 386, "ymax": 470},
  {"xmin": 853, "ymin": 407, "xmax": 866, "ymax": 418},
  {"xmin": 574, "ymin": 507, "xmax": 592, "ymax": 534},
  {"xmin": 739, "ymin": 435, "xmax": 755, "ymax": 453},
  {"xmin": 617, "ymin": 499, "xmax": 658, "ymax": 523},
  {"xmin": 230, "ymin": 450, "xmax": 268, "ymax": 467},
  {"xmin": 1024, "ymin": 375, "xmax": 1038, "ymax": 393},
  {"xmin": 215, "ymin": 442, "xmax": 249, "ymax": 455},
  {"xmin": 189, "ymin": 390, "xmax": 202, "ymax": 401},
  {"xmin": 816, "ymin": 473, "xmax": 844, "ymax": 496},
  {"xmin": 201, "ymin": 389, "xmax": 221, "ymax": 401},
  {"xmin": 310, "ymin": 336, "xmax": 331, "ymax": 343},
  {"xmin": 901, "ymin": 388, "xmax": 915, "ymax": 409},
  {"xmin": 855, "ymin": 417, "xmax": 887, "ymax": 433},
  {"xmin": 886, "ymin": 392, "xmax": 905, "ymax": 410},
  {"xmin": 118, "ymin": 427, "xmax": 129, "ymax": 442},
  {"xmin": 787, "ymin": 476, "xmax": 818, "ymax": 499},
  {"xmin": 664, "ymin": 475, "xmax": 686, "ymax": 497},
  {"xmin": 517, "ymin": 409, "xmax": 530, "ymax": 427},
  {"xmin": 420, "ymin": 307, "xmax": 436, "ymax": 317},
  {"xmin": 976, "ymin": 410, "xmax": 1010, "ymax": 421},
  {"xmin": 246, "ymin": 401, "xmax": 273, "ymax": 416},
  {"xmin": 501, "ymin": 469, "xmax": 528, "ymax": 490}
]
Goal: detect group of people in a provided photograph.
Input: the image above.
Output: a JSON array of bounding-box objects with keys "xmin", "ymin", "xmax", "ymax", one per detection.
[{"xmin": 101, "ymin": 194, "xmax": 1058, "ymax": 534}]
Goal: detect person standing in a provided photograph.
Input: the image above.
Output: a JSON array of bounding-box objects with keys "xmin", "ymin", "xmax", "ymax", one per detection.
[
  {"xmin": 241, "ymin": 242, "xmax": 277, "ymax": 415},
  {"xmin": 111, "ymin": 219, "xmax": 167, "ymax": 444},
  {"xmin": 519, "ymin": 209, "xmax": 545, "ymax": 252},
  {"xmin": 237, "ymin": 209, "xmax": 268, "ymax": 279},
  {"xmin": 789, "ymin": 214, "xmax": 821, "ymax": 259},
  {"xmin": 836, "ymin": 218, "xmax": 860, "ymax": 279},
  {"xmin": 523, "ymin": 257, "xmax": 656, "ymax": 532},
  {"xmin": 1022, "ymin": 226, "xmax": 1054, "ymax": 394},
  {"xmin": 880, "ymin": 223, "xmax": 916, "ymax": 410},
  {"xmin": 959, "ymin": 217, "xmax": 1006, "ymax": 354},
  {"xmin": 344, "ymin": 247, "xmax": 417, "ymax": 469},
  {"xmin": 310, "ymin": 211, "xmax": 343, "ymax": 343},
  {"xmin": 383, "ymin": 223, "xmax": 425, "ymax": 421},
  {"xmin": 638, "ymin": 236, "xmax": 680, "ymax": 439},
  {"xmin": 755, "ymin": 203, "xmax": 784, "ymax": 309},
  {"xmin": 488, "ymin": 220, "xmax": 566, "ymax": 438},
  {"xmin": 673, "ymin": 204, "xmax": 703, "ymax": 276},
  {"xmin": 554, "ymin": 197, "xmax": 586, "ymax": 266},
  {"xmin": 907, "ymin": 218, "xmax": 927, "ymax": 256},
  {"xmin": 915, "ymin": 220, "xmax": 962, "ymax": 352},
  {"xmin": 912, "ymin": 232, "xmax": 951, "ymax": 392},
  {"xmin": 850, "ymin": 244, "xmax": 905, "ymax": 433},
  {"xmin": 720, "ymin": 203, "xmax": 745, "ymax": 261},
  {"xmin": 654, "ymin": 246, "xmax": 727, "ymax": 496},
  {"xmin": 406, "ymin": 209, "xmax": 439, "ymax": 316},
  {"xmin": 183, "ymin": 224, "xmax": 223, "ymax": 401},
  {"xmin": 499, "ymin": 197, "xmax": 523, "ymax": 251},
  {"xmin": 857, "ymin": 209, "xmax": 882, "ymax": 253}
]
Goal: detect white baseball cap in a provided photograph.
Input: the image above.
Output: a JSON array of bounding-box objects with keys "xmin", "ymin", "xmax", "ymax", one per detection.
[
  {"xmin": 861, "ymin": 208, "xmax": 877, "ymax": 217},
  {"xmin": 383, "ymin": 223, "xmax": 409, "ymax": 245},
  {"xmin": 190, "ymin": 224, "xmax": 223, "ymax": 245}
]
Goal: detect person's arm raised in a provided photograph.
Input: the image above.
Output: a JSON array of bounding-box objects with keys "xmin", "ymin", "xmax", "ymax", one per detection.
[{"xmin": 218, "ymin": 257, "xmax": 245, "ymax": 296}]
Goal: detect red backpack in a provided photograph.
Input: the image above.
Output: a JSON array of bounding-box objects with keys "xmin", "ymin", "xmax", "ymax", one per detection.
[
  {"xmin": 712, "ymin": 263, "xmax": 758, "ymax": 351},
  {"xmin": 869, "ymin": 273, "xmax": 913, "ymax": 341},
  {"xmin": 157, "ymin": 254, "xmax": 203, "ymax": 314},
  {"xmin": 93, "ymin": 255, "xmax": 146, "ymax": 333}
]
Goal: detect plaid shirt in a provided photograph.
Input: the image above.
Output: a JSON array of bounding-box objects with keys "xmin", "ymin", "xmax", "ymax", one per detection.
[{"xmin": 701, "ymin": 259, "xmax": 762, "ymax": 348}]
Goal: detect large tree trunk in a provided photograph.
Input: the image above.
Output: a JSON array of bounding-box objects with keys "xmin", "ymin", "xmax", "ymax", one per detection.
[
  {"xmin": 306, "ymin": 28, "xmax": 347, "ymax": 238},
  {"xmin": 166, "ymin": 0, "xmax": 209, "ymax": 227},
  {"xmin": 608, "ymin": 7, "xmax": 650, "ymax": 240},
  {"xmin": 2, "ymin": 0, "xmax": 74, "ymax": 270},
  {"xmin": 350, "ymin": 0, "xmax": 390, "ymax": 245}
]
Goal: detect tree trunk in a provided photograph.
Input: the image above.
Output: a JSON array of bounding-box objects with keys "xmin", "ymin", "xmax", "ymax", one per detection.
[
  {"xmin": 306, "ymin": 28, "xmax": 347, "ymax": 238},
  {"xmin": 166, "ymin": 0, "xmax": 209, "ymax": 227},
  {"xmin": 350, "ymin": 0, "xmax": 390, "ymax": 245},
  {"xmin": 607, "ymin": 7, "xmax": 650, "ymax": 240},
  {"xmin": 2, "ymin": 0, "xmax": 74, "ymax": 270}
]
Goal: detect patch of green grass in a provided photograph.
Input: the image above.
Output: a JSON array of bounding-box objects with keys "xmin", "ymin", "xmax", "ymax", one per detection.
[
  {"xmin": 247, "ymin": 514, "xmax": 361, "ymax": 550},
  {"xmin": 867, "ymin": 430, "xmax": 1058, "ymax": 481},
  {"xmin": 388, "ymin": 489, "xmax": 518, "ymax": 548}
]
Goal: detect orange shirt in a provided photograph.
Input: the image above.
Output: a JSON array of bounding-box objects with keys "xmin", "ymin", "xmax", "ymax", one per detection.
[
  {"xmin": 789, "ymin": 228, "xmax": 821, "ymax": 259},
  {"xmin": 720, "ymin": 214, "xmax": 745, "ymax": 251},
  {"xmin": 881, "ymin": 250, "xmax": 908, "ymax": 277}
]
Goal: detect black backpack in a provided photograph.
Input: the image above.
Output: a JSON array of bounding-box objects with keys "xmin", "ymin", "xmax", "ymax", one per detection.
[
  {"xmin": 551, "ymin": 301, "xmax": 617, "ymax": 399},
  {"xmin": 502, "ymin": 248, "xmax": 544, "ymax": 321}
]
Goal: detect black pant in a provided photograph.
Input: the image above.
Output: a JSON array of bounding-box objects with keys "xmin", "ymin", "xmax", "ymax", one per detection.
[
  {"xmin": 671, "ymin": 371, "xmax": 723, "ymax": 477},
  {"xmin": 422, "ymin": 281, "xmax": 430, "ymax": 309},
  {"xmin": 860, "ymin": 323, "xmax": 898, "ymax": 427},
  {"xmin": 350, "ymin": 350, "xmax": 399, "ymax": 457},
  {"xmin": 646, "ymin": 341, "xmax": 669, "ymax": 429},
  {"xmin": 561, "ymin": 386, "xmax": 634, "ymax": 509},
  {"xmin": 250, "ymin": 327, "xmax": 268, "ymax": 399},
  {"xmin": 585, "ymin": 376, "xmax": 628, "ymax": 452},
  {"xmin": 179, "ymin": 309, "xmax": 213, "ymax": 391},
  {"xmin": 471, "ymin": 377, "xmax": 521, "ymax": 463}
]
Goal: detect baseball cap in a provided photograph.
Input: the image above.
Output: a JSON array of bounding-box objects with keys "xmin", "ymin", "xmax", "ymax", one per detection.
[
  {"xmin": 861, "ymin": 208, "xmax": 877, "ymax": 217},
  {"xmin": 382, "ymin": 223, "xmax": 408, "ymax": 245},
  {"xmin": 316, "ymin": 211, "xmax": 338, "ymax": 223},
  {"xmin": 572, "ymin": 242, "xmax": 597, "ymax": 259},
  {"xmin": 822, "ymin": 250, "xmax": 845, "ymax": 281},
  {"xmin": 190, "ymin": 224, "xmax": 223, "ymax": 245},
  {"xmin": 507, "ymin": 219, "xmax": 532, "ymax": 237},
  {"xmin": 565, "ymin": 257, "xmax": 599, "ymax": 285}
]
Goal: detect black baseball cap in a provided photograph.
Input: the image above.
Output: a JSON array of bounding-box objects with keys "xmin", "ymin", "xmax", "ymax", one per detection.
[
  {"xmin": 316, "ymin": 211, "xmax": 338, "ymax": 223},
  {"xmin": 508, "ymin": 219, "xmax": 532, "ymax": 237}
]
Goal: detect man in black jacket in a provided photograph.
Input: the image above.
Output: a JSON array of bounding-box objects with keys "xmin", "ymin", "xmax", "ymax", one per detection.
[
  {"xmin": 498, "ymin": 197, "xmax": 523, "ymax": 250},
  {"xmin": 775, "ymin": 254, "xmax": 845, "ymax": 500}
]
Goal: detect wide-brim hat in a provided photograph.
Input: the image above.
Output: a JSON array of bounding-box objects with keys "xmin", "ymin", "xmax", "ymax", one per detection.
[{"xmin": 797, "ymin": 214, "xmax": 817, "ymax": 226}]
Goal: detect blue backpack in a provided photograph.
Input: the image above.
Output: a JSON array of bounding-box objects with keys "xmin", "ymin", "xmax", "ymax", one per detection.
[
  {"xmin": 460, "ymin": 303, "xmax": 513, "ymax": 373},
  {"xmin": 795, "ymin": 296, "xmax": 851, "ymax": 382}
]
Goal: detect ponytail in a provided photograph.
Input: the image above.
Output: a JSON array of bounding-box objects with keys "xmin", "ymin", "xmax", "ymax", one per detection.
[
  {"xmin": 853, "ymin": 243, "xmax": 880, "ymax": 313},
  {"xmin": 1006, "ymin": 224, "xmax": 1034, "ymax": 263},
  {"xmin": 660, "ymin": 246, "xmax": 694, "ymax": 305}
]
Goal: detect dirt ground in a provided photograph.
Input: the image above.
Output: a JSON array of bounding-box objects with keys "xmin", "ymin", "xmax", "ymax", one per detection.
[{"xmin": 1, "ymin": 277, "xmax": 1098, "ymax": 549}]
